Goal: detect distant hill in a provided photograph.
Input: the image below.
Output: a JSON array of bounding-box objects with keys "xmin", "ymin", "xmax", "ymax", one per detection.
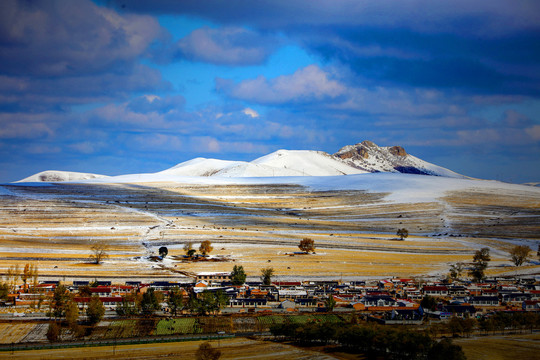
[
  {"xmin": 16, "ymin": 170, "xmax": 109, "ymax": 183},
  {"xmin": 16, "ymin": 140, "xmax": 464, "ymax": 182}
]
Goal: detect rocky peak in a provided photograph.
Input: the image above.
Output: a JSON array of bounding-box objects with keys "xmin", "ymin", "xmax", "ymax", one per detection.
[{"xmin": 389, "ymin": 146, "xmax": 407, "ymax": 156}]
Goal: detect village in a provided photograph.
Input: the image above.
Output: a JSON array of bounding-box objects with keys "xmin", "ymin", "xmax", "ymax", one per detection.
[{"xmin": 3, "ymin": 269, "xmax": 540, "ymax": 321}]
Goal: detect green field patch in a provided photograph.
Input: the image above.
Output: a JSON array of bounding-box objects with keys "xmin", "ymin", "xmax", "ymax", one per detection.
[
  {"xmin": 103, "ymin": 320, "xmax": 137, "ymax": 339},
  {"xmin": 154, "ymin": 318, "xmax": 198, "ymax": 335}
]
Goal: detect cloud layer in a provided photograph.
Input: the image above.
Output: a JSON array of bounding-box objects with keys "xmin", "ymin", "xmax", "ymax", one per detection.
[{"xmin": 0, "ymin": 0, "xmax": 539, "ymax": 183}]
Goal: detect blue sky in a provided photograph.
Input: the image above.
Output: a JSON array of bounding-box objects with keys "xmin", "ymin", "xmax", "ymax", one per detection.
[{"xmin": 1, "ymin": 0, "xmax": 539, "ymax": 183}]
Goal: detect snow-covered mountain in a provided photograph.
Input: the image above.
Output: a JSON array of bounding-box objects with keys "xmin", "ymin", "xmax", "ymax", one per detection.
[
  {"xmin": 16, "ymin": 170, "xmax": 109, "ymax": 183},
  {"xmin": 333, "ymin": 141, "xmax": 465, "ymax": 178},
  {"xmin": 15, "ymin": 141, "xmax": 464, "ymax": 182}
]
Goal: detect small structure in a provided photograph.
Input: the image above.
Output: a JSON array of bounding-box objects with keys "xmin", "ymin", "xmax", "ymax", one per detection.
[{"xmin": 196, "ymin": 272, "xmax": 231, "ymax": 284}]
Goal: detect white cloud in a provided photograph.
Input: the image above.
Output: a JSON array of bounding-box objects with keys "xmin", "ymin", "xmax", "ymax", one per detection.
[
  {"xmin": 218, "ymin": 65, "xmax": 346, "ymax": 104},
  {"xmin": 175, "ymin": 26, "xmax": 280, "ymax": 65},
  {"xmin": 243, "ymin": 108, "xmax": 259, "ymax": 118}
]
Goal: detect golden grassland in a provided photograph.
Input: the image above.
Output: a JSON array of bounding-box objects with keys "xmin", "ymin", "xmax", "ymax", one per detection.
[{"xmin": 0, "ymin": 181, "xmax": 539, "ymax": 280}]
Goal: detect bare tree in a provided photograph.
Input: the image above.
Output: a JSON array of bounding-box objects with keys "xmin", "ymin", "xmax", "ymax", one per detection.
[
  {"xmin": 89, "ymin": 241, "xmax": 109, "ymax": 264},
  {"xmin": 260, "ymin": 267, "xmax": 274, "ymax": 285},
  {"xmin": 397, "ymin": 228, "xmax": 409, "ymax": 240},
  {"xmin": 509, "ymin": 245, "xmax": 531, "ymax": 267},
  {"xmin": 298, "ymin": 238, "xmax": 315, "ymax": 253},
  {"xmin": 199, "ymin": 240, "xmax": 213, "ymax": 257},
  {"xmin": 449, "ymin": 263, "xmax": 464, "ymax": 281},
  {"xmin": 196, "ymin": 342, "xmax": 221, "ymax": 360}
]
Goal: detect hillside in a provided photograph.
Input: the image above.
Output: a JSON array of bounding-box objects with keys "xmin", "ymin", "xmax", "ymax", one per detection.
[{"xmin": 334, "ymin": 140, "xmax": 465, "ymax": 178}]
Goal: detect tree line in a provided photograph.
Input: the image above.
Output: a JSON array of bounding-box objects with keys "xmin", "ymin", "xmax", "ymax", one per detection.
[{"xmin": 270, "ymin": 320, "xmax": 465, "ymax": 360}]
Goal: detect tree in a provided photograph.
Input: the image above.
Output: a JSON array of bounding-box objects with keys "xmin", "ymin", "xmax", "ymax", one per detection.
[
  {"xmin": 449, "ymin": 263, "xmax": 464, "ymax": 281},
  {"xmin": 65, "ymin": 300, "xmax": 82, "ymax": 336},
  {"xmin": 189, "ymin": 290, "xmax": 228, "ymax": 315},
  {"xmin": 230, "ymin": 265, "xmax": 247, "ymax": 285},
  {"xmin": 159, "ymin": 246, "xmax": 168, "ymax": 259},
  {"xmin": 21, "ymin": 263, "xmax": 38, "ymax": 291},
  {"xmin": 87, "ymin": 295, "xmax": 105, "ymax": 325},
  {"xmin": 184, "ymin": 242, "xmax": 196, "ymax": 258},
  {"xmin": 397, "ymin": 228, "xmax": 409, "ymax": 240},
  {"xmin": 199, "ymin": 240, "xmax": 213, "ymax": 257},
  {"xmin": 260, "ymin": 267, "xmax": 274, "ymax": 285},
  {"xmin": 469, "ymin": 247, "xmax": 491, "ymax": 282},
  {"xmin": 78, "ymin": 285, "xmax": 92, "ymax": 297},
  {"xmin": 6, "ymin": 265, "xmax": 20, "ymax": 293},
  {"xmin": 168, "ymin": 287, "xmax": 184, "ymax": 316},
  {"xmin": 196, "ymin": 342, "xmax": 221, "ymax": 360},
  {"xmin": 325, "ymin": 295, "xmax": 336, "ymax": 311},
  {"xmin": 116, "ymin": 294, "xmax": 140, "ymax": 317},
  {"xmin": 46, "ymin": 322, "xmax": 61, "ymax": 343},
  {"xmin": 428, "ymin": 338, "xmax": 466, "ymax": 360},
  {"xmin": 89, "ymin": 241, "xmax": 109, "ymax": 264},
  {"xmin": 0, "ymin": 282, "xmax": 8, "ymax": 301},
  {"xmin": 509, "ymin": 245, "xmax": 531, "ymax": 266},
  {"xmin": 51, "ymin": 284, "xmax": 71, "ymax": 319},
  {"xmin": 421, "ymin": 295, "xmax": 438, "ymax": 311},
  {"xmin": 141, "ymin": 288, "xmax": 160, "ymax": 315},
  {"xmin": 65, "ymin": 300, "xmax": 79, "ymax": 328},
  {"xmin": 298, "ymin": 238, "xmax": 315, "ymax": 253}
]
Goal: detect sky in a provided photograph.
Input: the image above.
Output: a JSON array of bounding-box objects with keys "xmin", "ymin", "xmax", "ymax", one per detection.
[{"xmin": 1, "ymin": 0, "xmax": 539, "ymax": 183}]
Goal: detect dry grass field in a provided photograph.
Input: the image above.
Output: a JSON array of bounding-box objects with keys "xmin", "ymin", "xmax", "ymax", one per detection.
[
  {"xmin": 453, "ymin": 333, "xmax": 540, "ymax": 360},
  {"xmin": 0, "ymin": 180, "xmax": 539, "ymax": 281},
  {"xmin": 0, "ymin": 338, "xmax": 338, "ymax": 360}
]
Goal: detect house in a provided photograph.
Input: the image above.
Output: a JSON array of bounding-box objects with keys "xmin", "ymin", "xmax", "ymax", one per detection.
[
  {"xmin": 522, "ymin": 300, "xmax": 540, "ymax": 311},
  {"xmin": 278, "ymin": 289, "xmax": 308, "ymax": 301},
  {"xmin": 361, "ymin": 295, "xmax": 396, "ymax": 307},
  {"xmin": 196, "ymin": 272, "xmax": 231, "ymax": 283},
  {"xmin": 467, "ymin": 296, "xmax": 499, "ymax": 307},
  {"xmin": 229, "ymin": 298, "xmax": 267, "ymax": 308},
  {"xmin": 502, "ymin": 293, "xmax": 532, "ymax": 304},
  {"xmin": 423, "ymin": 286, "xmax": 449, "ymax": 297},
  {"xmin": 441, "ymin": 304, "xmax": 476, "ymax": 318},
  {"xmin": 295, "ymin": 298, "xmax": 317, "ymax": 307}
]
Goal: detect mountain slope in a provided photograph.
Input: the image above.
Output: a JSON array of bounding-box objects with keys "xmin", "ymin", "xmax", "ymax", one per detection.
[{"xmin": 334, "ymin": 140, "xmax": 465, "ymax": 178}]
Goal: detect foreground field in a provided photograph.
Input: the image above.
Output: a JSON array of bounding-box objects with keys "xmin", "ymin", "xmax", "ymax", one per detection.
[
  {"xmin": 0, "ymin": 338, "xmax": 337, "ymax": 360},
  {"xmin": 454, "ymin": 333, "xmax": 540, "ymax": 360},
  {"xmin": 1, "ymin": 175, "xmax": 539, "ymax": 280}
]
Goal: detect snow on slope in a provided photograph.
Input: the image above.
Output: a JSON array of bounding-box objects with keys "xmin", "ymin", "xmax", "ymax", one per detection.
[
  {"xmin": 16, "ymin": 170, "xmax": 108, "ymax": 183},
  {"xmin": 252, "ymin": 150, "xmax": 367, "ymax": 176},
  {"xmin": 80, "ymin": 171, "xmax": 540, "ymax": 205},
  {"xmin": 159, "ymin": 150, "xmax": 367, "ymax": 177},
  {"xmin": 158, "ymin": 158, "xmax": 245, "ymax": 177}
]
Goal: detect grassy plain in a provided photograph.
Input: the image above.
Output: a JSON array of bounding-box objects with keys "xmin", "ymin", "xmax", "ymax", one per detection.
[{"xmin": 0, "ymin": 181, "xmax": 539, "ymax": 281}]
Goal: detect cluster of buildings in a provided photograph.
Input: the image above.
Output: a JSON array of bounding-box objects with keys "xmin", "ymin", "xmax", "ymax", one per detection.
[{"xmin": 4, "ymin": 272, "xmax": 540, "ymax": 321}]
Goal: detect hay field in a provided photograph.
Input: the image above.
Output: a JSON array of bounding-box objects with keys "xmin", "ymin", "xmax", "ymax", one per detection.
[{"xmin": 0, "ymin": 180, "xmax": 539, "ymax": 281}]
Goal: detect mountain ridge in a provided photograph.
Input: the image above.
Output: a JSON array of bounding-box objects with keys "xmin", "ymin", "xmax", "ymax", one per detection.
[{"xmin": 16, "ymin": 141, "xmax": 464, "ymax": 182}]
